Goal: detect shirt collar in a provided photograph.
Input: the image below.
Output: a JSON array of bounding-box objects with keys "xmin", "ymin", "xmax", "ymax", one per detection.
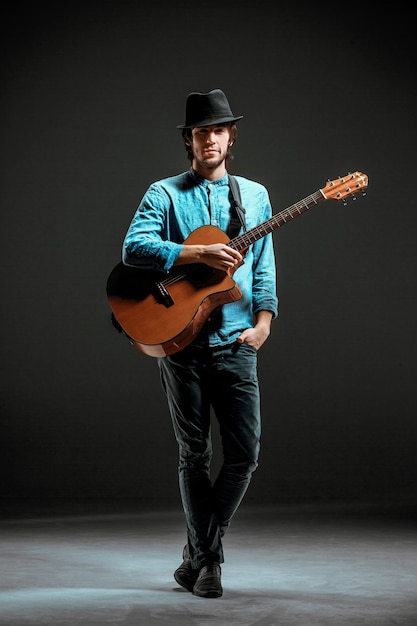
[{"xmin": 189, "ymin": 168, "xmax": 229, "ymax": 187}]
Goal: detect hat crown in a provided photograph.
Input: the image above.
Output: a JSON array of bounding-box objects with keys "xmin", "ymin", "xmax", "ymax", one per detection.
[{"xmin": 177, "ymin": 89, "xmax": 243, "ymax": 129}]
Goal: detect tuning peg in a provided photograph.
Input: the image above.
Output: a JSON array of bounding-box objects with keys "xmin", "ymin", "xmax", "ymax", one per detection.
[{"xmin": 352, "ymin": 195, "xmax": 357, "ymax": 201}]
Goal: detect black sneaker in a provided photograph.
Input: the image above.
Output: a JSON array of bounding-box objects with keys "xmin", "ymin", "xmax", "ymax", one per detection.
[
  {"xmin": 192, "ymin": 564, "xmax": 223, "ymax": 598},
  {"xmin": 174, "ymin": 545, "xmax": 199, "ymax": 592}
]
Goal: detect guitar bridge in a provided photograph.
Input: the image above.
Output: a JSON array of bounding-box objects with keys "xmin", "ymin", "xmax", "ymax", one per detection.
[{"xmin": 154, "ymin": 281, "xmax": 174, "ymax": 307}]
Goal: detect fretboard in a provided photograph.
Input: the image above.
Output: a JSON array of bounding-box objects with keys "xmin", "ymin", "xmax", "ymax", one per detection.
[{"xmin": 230, "ymin": 189, "xmax": 325, "ymax": 252}]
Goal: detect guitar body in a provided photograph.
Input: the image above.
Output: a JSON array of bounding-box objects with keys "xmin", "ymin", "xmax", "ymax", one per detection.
[{"xmin": 107, "ymin": 225, "xmax": 242, "ymax": 357}]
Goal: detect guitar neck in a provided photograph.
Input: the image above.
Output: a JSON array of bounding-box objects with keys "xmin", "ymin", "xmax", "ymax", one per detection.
[{"xmin": 230, "ymin": 188, "xmax": 326, "ymax": 252}]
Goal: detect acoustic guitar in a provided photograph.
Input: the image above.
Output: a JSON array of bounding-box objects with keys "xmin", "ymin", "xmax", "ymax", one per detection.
[{"xmin": 107, "ymin": 171, "xmax": 368, "ymax": 357}]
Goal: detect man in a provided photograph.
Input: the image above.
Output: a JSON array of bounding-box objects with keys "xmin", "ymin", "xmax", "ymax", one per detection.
[{"xmin": 122, "ymin": 89, "xmax": 278, "ymax": 598}]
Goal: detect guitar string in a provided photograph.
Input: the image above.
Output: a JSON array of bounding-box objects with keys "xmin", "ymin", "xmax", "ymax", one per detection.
[
  {"xmin": 230, "ymin": 191, "xmax": 323, "ymax": 251},
  {"xmin": 159, "ymin": 190, "xmax": 324, "ymax": 289},
  {"xmin": 157, "ymin": 174, "xmax": 366, "ymax": 289}
]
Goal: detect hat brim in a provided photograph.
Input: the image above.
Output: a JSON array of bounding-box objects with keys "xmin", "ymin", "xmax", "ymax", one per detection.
[{"xmin": 177, "ymin": 115, "xmax": 243, "ymax": 129}]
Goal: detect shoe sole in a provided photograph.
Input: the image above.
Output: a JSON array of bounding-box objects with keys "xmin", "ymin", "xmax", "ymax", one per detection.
[{"xmin": 192, "ymin": 589, "xmax": 223, "ymax": 598}]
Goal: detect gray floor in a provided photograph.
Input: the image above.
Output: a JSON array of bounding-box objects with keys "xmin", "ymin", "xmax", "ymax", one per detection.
[{"xmin": 1, "ymin": 500, "xmax": 416, "ymax": 625}]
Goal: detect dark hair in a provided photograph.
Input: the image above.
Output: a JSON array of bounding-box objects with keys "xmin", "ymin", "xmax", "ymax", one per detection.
[{"xmin": 181, "ymin": 123, "xmax": 238, "ymax": 163}]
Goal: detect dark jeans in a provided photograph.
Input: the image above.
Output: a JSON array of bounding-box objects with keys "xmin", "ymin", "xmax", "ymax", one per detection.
[{"xmin": 158, "ymin": 340, "xmax": 261, "ymax": 569}]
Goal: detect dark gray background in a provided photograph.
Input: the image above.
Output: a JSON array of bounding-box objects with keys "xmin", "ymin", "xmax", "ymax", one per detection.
[{"xmin": 1, "ymin": 1, "xmax": 416, "ymax": 505}]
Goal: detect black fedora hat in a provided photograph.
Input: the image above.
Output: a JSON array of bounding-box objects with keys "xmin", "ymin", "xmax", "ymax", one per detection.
[{"xmin": 177, "ymin": 89, "xmax": 243, "ymax": 129}]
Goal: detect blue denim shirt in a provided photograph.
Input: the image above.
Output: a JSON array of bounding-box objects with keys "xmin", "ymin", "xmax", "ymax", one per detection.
[{"xmin": 123, "ymin": 169, "xmax": 278, "ymax": 347}]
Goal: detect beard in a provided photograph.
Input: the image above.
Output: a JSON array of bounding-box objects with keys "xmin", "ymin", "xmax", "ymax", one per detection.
[{"xmin": 195, "ymin": 152, "xmax": 227, "ymax": 170}]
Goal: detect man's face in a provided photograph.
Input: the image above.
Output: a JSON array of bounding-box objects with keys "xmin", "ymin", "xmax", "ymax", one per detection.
[{"xmin": 189, "ymin": 123, "xmax": 232, "ymax": 170}]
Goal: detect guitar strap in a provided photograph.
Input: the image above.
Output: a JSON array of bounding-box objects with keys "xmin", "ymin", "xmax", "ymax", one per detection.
[
  {"xmin": 198, "ymin": 174, "xmax": 247, "ymax": 334},
  {"xmin": 228, "ymin": 175, "xmax": 247, "ymax": 237}
]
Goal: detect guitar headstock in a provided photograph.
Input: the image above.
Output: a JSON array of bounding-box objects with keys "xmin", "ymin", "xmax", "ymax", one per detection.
[{"xmin": 321, "ymin": 171, "xmax": 368, "ymax": 202}]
